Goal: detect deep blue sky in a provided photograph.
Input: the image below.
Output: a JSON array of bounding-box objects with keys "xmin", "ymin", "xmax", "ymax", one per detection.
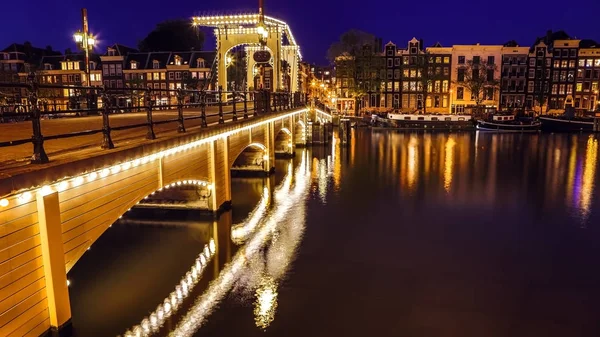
[{"xmin": 2, "ymin": 0, "xmax": 599, "ymax": 64}]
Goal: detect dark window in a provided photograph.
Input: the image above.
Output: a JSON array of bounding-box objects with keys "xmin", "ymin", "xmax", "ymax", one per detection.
[
  {"xmin": 487, "ymin": 69, "xmax": 494, "ymax": 82},
  {"xmin": 486, "ymin": 87, "xmax": 494, "ymax": 100},
  {"xmin": 458, "ymin": 56, "xmax": 465, "ymax": 64},
  {"xmin": 457, "ymin": 87, "xmax": 464, "ymax": 99},
  {"xmin": 487, "ymin": 56, "xmax": 495, "ymax": 65},
  {"xmin": 570, "ymin": 49, "xmax": 577, "ymax": 57},
  {"xmin": 457, "ymin": 68, "xmax": 465, "ymax": 82},
  {"xmin": 473, "ymin": 56, "xmax": 480, "ymax": 64}
]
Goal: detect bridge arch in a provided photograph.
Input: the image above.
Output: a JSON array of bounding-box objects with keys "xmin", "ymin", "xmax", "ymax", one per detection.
[
  {"xmin": 231, "ymin": 142, "xmax": 270, "ymax": 176},
  {"xmin": 274, "ymin": 127, "xmax": 293, "ymax": 157},
  {"xmin": 295, "ymin": 119, "xmax": 306, "ymax": 146}
]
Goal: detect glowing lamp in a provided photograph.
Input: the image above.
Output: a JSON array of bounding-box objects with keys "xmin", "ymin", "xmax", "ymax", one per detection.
[{"xmin": 73, "ymin": 31, "xmax": 83, "ymax": 43}]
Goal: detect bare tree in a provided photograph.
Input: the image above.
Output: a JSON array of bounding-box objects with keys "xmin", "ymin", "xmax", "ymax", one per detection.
[
  {"xmin": 455, "ymin": 60, "xmax": 499, "ymax": 115},
  {"xmin": 328, "ymin": 29, "xmax": 381, "ymax": 114}
]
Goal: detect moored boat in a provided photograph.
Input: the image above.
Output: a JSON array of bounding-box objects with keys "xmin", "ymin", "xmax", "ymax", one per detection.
[
  {"xmin": 539, "ymin": 116, "xmax": 595, "ymax": 132},
  {"xmin": 371, "ymin": 112, "xmax": 474, "ymax": 130},
  {"xmin": 476, "ymin": 114, "xmax": 541, "ymax": 132}
]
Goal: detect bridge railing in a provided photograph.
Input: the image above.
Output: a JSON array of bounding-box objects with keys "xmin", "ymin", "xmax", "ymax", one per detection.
[
  {"xmin": 0, "ymin": 79, "xmax": 307, "ymax": 164},
  {"xmin": 314, "ymin": 100, "xmax": 333, "ymax": 115}
]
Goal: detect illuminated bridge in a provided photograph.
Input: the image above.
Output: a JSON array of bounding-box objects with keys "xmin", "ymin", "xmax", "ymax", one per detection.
[{"xmin": 0, "ymin": 82, "xmax": 334, "ymax": 336}]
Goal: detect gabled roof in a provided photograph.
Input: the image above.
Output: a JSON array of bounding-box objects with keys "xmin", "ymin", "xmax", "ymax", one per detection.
[
  {"xmin": 38, "ymin": 55, "xmax": 64, "ymax": 70},
  {"xmin": 122, "ymin": 50, "xmax": 216, "ymax": 70},
  {"xmin": 38, "ymin": 53, "xmax": 102, "ymax": 70},
  {"xmin": 530, "ymin": 30, "xmax": 571, "ymax": 51},
  {"xmin": 190, "ymin": 51, "xmax": 215, "ymax": 68},
  {"xmin": 431, "ymin": 42, "xmax": 443, "ymax": 48},
  {"xmin": 579, "ymin": 39, "xmax": 600, "ymax": 49},
  {"xmin": 125, "ymin": 53, "xmax": 150, "ymax": 70},
  {"xmin": 148, "ymin": 52, "xmax": 171, "ymax": 68},
  {"xmin": 104, "ymin": 43, "xmax": 139, "ymax": 56},
  {"xmin": 2, "ymin": 43, "xmax": 61, "ymax": 63}
]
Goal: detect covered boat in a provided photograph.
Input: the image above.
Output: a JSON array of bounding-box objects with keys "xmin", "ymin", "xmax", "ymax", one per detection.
[
  {"xmin": 372, "ymin": 112, "xmax": 474, "ymax": 130},
  {"xmin": 476, "ymin": 114, "xmax": 541, "ymax": 132}
]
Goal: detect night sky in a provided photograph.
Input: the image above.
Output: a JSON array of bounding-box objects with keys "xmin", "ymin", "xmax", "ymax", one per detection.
[{"xmin": 2, "ymin": 0, "xmax": 600, "ymax": 64}]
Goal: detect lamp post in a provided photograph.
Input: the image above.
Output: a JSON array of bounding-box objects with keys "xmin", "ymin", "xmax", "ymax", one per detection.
[
  {"xmin": 73, "ymin": 8, "xmax": 95, "ymax": 88},
  {"xmin": 256, "ymin": 0, "xmax": 268, "ymax": 46}
]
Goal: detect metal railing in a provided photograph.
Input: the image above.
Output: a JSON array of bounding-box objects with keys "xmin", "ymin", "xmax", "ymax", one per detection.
[
  {"xmin": 0, "ymin": 79, "xmax": 307, "ymax": 164},
  {"xmin": 314, "ymin": 100, "xmax": 333, "ymax": 115}
]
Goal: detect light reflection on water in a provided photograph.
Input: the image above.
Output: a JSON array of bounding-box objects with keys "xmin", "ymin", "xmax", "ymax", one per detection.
[
  {"xmin": 120, "ymin": 240, "xmax": 216, "ymax": 337},
  {"xmin": 75, "ymin": 130, "xmax": 600, "ymax": 337},
  {"xmin": 372, "ymin": 132, "xmax": 599, "ymax": 219},
  {"xmin": 167, "ymin": 150, "xmax": 312, "ymax": 336}
]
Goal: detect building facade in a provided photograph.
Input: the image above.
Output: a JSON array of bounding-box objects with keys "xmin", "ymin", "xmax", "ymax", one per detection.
[
  {"xmin": 450, "ymin": 44, "xmax": 503, "ymax": 114},
  {"xmin": 575, "ymin": 41, "xmax": 600, "ymax": 112},
  {"xmin": 500, "ymin": 44, "xmax": 529, "ymax": 111},
  {"xmin": 425, "ymin": 44, "xmax": 452, "ymax": 113},
  {"xmin": 37, "ymin": 53, "xmax": 102, "ymax": 110}
]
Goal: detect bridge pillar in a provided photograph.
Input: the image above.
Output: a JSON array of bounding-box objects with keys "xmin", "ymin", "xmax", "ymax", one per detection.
[
  {"xmin": 36, "ymin": 191, "xmax": 72, "ymax": 334},
  {"xmin": 265, "ymin": 121, "xmax": 275, "ymax": 173},
  {"xmin": 289, "ymin": 115, "xmax": 296, "ymax": 153},
  {"xmin": 209, "ymin": 138, "xmax": 232, "ymax": 213}
]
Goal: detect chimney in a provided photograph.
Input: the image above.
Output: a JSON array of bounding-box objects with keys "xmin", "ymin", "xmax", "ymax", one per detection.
[{"xmin": 546, "ymin": 30, "xmax": 553, "ymax": 43}]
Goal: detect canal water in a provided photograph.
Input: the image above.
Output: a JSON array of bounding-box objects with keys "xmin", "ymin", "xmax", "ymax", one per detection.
[{"xmin": 67, "ymin": 130, "xmax": 600, "ymax": 337}]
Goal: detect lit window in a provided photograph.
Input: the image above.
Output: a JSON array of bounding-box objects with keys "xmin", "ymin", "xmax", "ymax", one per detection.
[
  {"xmin": 595, "ymin": 59, "xmax": 600, "ymax": 67},
  {"xmin": 131, "ymin": 61, "xmax": 137, "ymax": 70},
  {"xmin": 197, "ymin": 58, "xmax": 205, "ymax": 68},
  {"xmin": 160, "ymin": 72, "xmax": 166, "ymax": 80},
  {"xmin": 586, "ymin": 59, "xmax": 593, "ymax": 67},
  {"xmin": 576, "ymin": 82, "xmax": 582, "ymax": 92},
  {"xmin": 175, "ymin": 55, "xmax": 182, "ymax": 66}
]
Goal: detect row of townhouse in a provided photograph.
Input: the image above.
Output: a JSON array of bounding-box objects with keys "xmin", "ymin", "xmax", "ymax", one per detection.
[
  {"xmin": 334, "ymin": 30, "xmax": 600, "ymax": 115},
  {"xmin": 0, "ymin": 43, "xmax": 215, "ymax": 110}
]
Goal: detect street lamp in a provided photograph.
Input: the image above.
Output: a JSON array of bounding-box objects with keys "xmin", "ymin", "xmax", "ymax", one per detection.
[
  {"xmin": 73, "ymin": 8, "xmax": 96, "ymax": 88},
  {"xmin": 256, "ymin": 0, "xmax": 268, "ymax": 45}
]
